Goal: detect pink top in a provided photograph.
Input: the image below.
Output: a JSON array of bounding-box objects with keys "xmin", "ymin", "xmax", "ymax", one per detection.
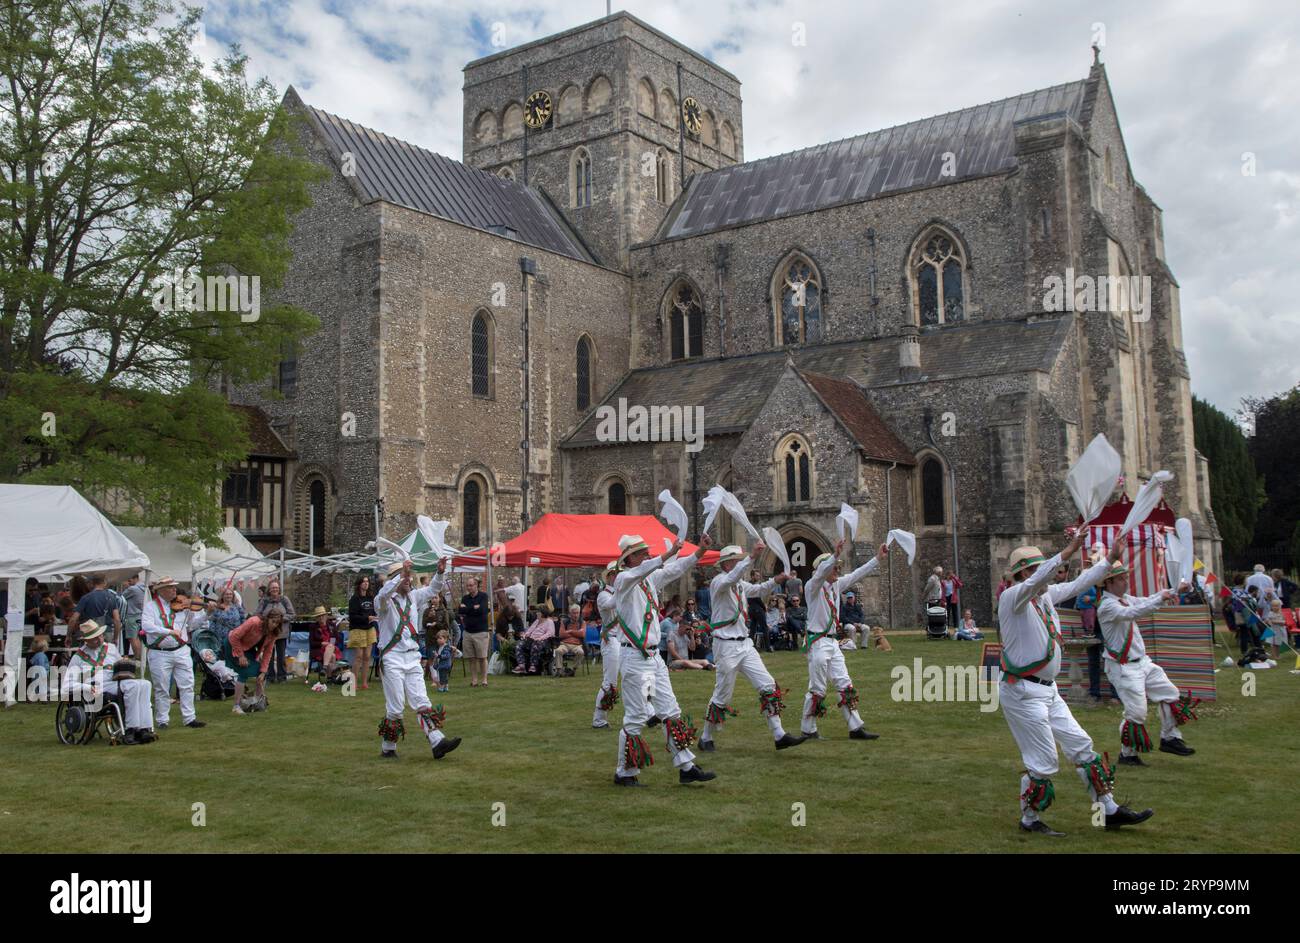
[{"xmin": 229, "ymin": 616, "xmax": 276, "ymax": 673}]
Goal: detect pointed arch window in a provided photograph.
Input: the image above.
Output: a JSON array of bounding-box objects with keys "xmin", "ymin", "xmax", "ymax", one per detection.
[
  {"xmin": 655, "ymin": 149, "xmax": 671, "ymax": 203},
  {"xmin": 576, "ymin": 335, "xmax": 594, "ymax": 411},
  {"xmin": 668, "ymin": 281, "xmax": 704, "ymax": 360},
  {"xmin": 775, "ymin": 254, "xmax": 822, "ymax": 346},
  {"xmin": 782, "ymin": 437, "xmax": 812, "ymax": 504},
  {"xmin": 921, "ymin": 457, "xmax": 946, "ymax": 527},
  {"xmin": 571, "ymin": 147, "xmax": 593, "ymax": 208},
  {"xmin": 911, "ymin": 229, "xmax": 966, "ymax": 326},
  {"xmin": 471, "ymin": 311, "xmax": 493, "ymax": 398}
]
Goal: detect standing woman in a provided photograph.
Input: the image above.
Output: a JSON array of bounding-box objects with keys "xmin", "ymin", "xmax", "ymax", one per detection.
[
  {"xmin": 348, "ymin": 575, "xmax": 378, "ymax": 690},
  {"xmin": 208, "ymin": 587, "xmax": 247, "ymax": 646},
  {"xmin": 227, "ymin": 609, "xmax": 282, "ymax": 714}
]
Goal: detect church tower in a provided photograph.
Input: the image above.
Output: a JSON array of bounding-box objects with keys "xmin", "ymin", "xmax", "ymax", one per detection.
[{"xmin": 462, "ymin": 12, "xmax": 742, "ymax": 269}]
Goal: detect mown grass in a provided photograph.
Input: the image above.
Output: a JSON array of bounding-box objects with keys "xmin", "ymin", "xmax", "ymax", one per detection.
[{"xmin": 1, "ymin": 635, "xmax": 1294, "ymax": 853}]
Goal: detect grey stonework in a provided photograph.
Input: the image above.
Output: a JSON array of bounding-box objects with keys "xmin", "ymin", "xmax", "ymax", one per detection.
[{"xmin": 225, "ymin": 13, "xmax": 1217, "ymax": 618}]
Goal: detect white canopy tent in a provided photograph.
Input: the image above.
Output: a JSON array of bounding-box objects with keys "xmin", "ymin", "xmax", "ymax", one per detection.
[
  {"xmin": 1, "ymin": 484, "xmax": 150, "ymax": 706},
  {"xmin": 118, "ymin": 526, "xmax": 278, "ymax": 586}
]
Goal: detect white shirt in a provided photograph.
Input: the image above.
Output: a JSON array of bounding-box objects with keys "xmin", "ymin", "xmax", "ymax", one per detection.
[
  {"xmin": 375, "ymin": 573, "xmax": 446, "ymax": 656},
  {"xmin": 140, "ymin": 596, "xmax": 209, "ymax": 651},
  {"xmin": 1096, "ymin": 590, "xmax": 1166, "ymax": 663},
  {"xmin": 596, "ymin": 586, "xmax": 617, "ymax": 640},
  {"xmin": 1245, "ymin": 572, "xmax": 1275, "ymax": 597},
  {"xmin": 997, "ymin": 553, "xmax": 1109, "ymax": 680},
  {"xmin": 805, "ymin": 554, "xmax": 880, "ymax": 647},
  {"xmin": 611, "ymin": 550, "xmax": 699, "ymax": 654},
  {"xmin": 707, "ymin": 556, "xmax": 778, "ymax": 640},
  {"xmin": 61, "ymin": 642, "xmax": 123, "ymax": 698}
]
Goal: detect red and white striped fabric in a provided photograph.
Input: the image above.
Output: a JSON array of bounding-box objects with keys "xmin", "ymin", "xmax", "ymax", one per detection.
[{"xmin": 1081, "ymin": 524, "xmax": 1169, "ymax": 597}]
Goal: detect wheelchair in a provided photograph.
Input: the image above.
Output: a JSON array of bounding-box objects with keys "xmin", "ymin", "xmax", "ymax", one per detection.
[{"xmin": 55, "ymin": 691, "xmax": 127, "ymax": 746}]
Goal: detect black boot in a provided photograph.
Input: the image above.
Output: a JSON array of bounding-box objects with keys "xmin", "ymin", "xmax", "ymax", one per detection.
[
  {"xmin": 849, "ymin": 727, "xmax": 880, "ymax": 740},
  {"xmin": 613, "ymin": 774, "xmax": 645, "ymax": 787},
  {"xmin": 774, "ymin": 733, "xmax": 806, "ymax": 750},
  {"xmin": 432, "ymin": 736, "xmax": 462, "ymax": 759},
  {"xmin": 679, "ymin": 765, "xmax": 717, "ymax": 784},
  {"xmin": 1019, "ymin": 820, "xmax": 1065, "ymax": 837},
  {"xmin": 1105, "ymin": 805, "xmax": 1155, "ymax": 829},
  {"xmin": 697, "ymin": 738, "xmax": 716, "ymax": 752},
  {"xmin": 1159, "ymin": 738, "xmax": 1195, "ymax": 756},
  {"xmin": 1117, "ymin": 754, "xmax": 1146, "ymax": 766},
  {"xmin": 379, "ymin": 749, "xmax": 399, "ymax": 759},
  {"xmin": 185, "ymin": 719, "xmax": 206, "ymax": 728}
]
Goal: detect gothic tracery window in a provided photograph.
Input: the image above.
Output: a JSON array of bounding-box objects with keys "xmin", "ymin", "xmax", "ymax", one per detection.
[
  {"xmin": 782, "ymin": 437, "xmax": 812, "ymax": 503},
  {"xmin": 912, "ymin": 230, "xmax": 965, "ymax": 325},
  {"xmin": 775, "ymin": 254, "xmax": 821, "ymax": 346},
  {"xmin": 571, "ymin": 147, "xmax": 593, "ymax": 208},
  {"xmin": 668, "ymin": 281, "xmax": 704, "ymax": 360}
]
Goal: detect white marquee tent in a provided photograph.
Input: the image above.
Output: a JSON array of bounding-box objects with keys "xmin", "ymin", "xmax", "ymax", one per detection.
[{"xmin": 118, "ymin": 526, "xmax": 278, "ymax": 586}]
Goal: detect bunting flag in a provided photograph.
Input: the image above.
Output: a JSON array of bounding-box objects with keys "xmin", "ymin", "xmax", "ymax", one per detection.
[
  {"xmin": 886, "ymin": 529, "xmax": 917, "ymax": 565},
  {"xmin": 1066, "ymin": 434, "xmax": 1123, "ymax": 525},
  {"xmin": 836, "ymin": 503, "xmax": 859, "ymax": 542},
  {"xmin": 763, "ymin": 526, "xmax": 792, "ymax": 575},
  {"xmin": 657, "ymin": 489, "xmax": 689, "ymax": 540}
]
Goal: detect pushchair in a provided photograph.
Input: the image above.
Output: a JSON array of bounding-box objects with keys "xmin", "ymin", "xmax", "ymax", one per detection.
[{"xmin": 191, "ymin": 626, "xmax": 238, "ymax": 700}]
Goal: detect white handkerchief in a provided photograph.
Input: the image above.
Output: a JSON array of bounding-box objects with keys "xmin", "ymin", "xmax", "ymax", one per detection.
[
  {"xmin": 1066, "ymin": 434, "xmax": 1122, "ymax": 525},
  {"xmin": 657, "ymin": 489, "xmax": 689, "ymax": 540},
  {"xmin": 663, "ymin": 537, "xmax": 674, "ymax": 553},
  {"xmin": 763, "ymin": 526, "xmax": 791, "ymax": 575},
  {"xmin": 721, "ymin": 489, "xmax": 761, "ymax": 540},
  {"xmin": 573, "ymin": 582, "xmax": 590, "ymax": 600},
  {"xmin": 1118, "ymin": 471, "xmax": 1173, "ymax": 539},
  {"xmin": 701, "ymin": 485, "xmax": 727, "ymax": 535},
  {"xmin": 837, "ymin": 503, "xmax": 859, "ymax": 541},
  {"xmin": 376, "ymin": 536, "xmax": 410, "ymax": 561},
  {"xmin": 417, "ymin": 515, "xmax": 455, "ymax": 559},
  {"xmin": 886, "ymin": 529, "xmax": 917, "ymax": 565}
]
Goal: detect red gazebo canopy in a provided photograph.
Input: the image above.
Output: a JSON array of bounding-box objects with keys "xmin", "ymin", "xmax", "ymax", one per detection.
[{"xmin": 451, "ymin": 513, "xmax": 720, "ymax": 569}]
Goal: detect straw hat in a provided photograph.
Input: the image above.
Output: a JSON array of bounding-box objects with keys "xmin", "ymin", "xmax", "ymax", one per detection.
[
  {"xmin": 1008, "ymin": 546, "xmax": 1046, "ymax": 576},
  {"xmin": 151, "ymin": 576, "xmax": 178, "ymax": 589},
  {"xmin": 813, "ymin": 552, "xmax": 835, "ymax": 570},
  {"xmin": 310, "ymin": 605, "xmax": 329, "ymax": 618},
  {"xmin": 617, "ymin": 535, "xmax": 649, "ymax": 565},
  {"xmin": 79, "ymin": 620, "xmax": 106, "ymax": 641},
  {"xmin": 717, "ymin": 545, "xmax": 746, "ymax": 564},
  {"xmin": 1103, "ymin": 560, "xmax": 1130, "ymax": 581},
  {"xmin": 604, "ymin": 561, "xmax": 619, "ymax": 575},
  {"xmin": 387, "ymin": 559, "xmax": 408, "ymax": 577}
]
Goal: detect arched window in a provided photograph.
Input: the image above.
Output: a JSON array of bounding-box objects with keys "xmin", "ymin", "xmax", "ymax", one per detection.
[
  {"xmin": 309, "ymin": 478, "xmax": 325, "ymax": 552},
  {"xmin": 557, "ymin": 85, "xmax": 581, "ymax": 124},
  {"xmin": 586, "ymin": 76, "xmax": 612, "ymax": 113},
  {"xmin": 571, "ymin": 147, "xmax": 592, "ymax": 208},
  {"xmin": 659, "ymin": 88, "xmax": 677, "ymax": 130},
  {"xmin": 911, "ymin": 228, "xmax": 966, "ymax": 325},
  {"xmin": 921, "ymin": 457, "xmax": 946, "ymax": 527},
  {"xmin": 462, "ymin": 478, "xmax": 482, "ymax": 548},
  {"xmin": 502, "ymin": 103, "xmax": 523, "ymax": 139},
  {"xmin": 781, "ymin": 437, "xmax": 812, "ymax": 504},
  {"xmin": 576, "ymin": 335, "xmax": 594, "ymax": 411},
  {"xmin": 637, "ymin": 78, "xmax": 656, "ymax": 118},
  {"xmin": 655, "ymin": 149, "xmax": 671, "ymax": 203},
  {"xmin": 474, "ymin": 110, "xmax": 498, "ymax": 146},
  {"xmin": 667, "ymin": 280, "xmax": 704, "ymax": 360},
  {"xmin": 774, "ymin": 253, "xmax": 822, "ymax": 346},
  {"xmin": 471, "ymin": 311, "xmax": 492, "ymax": 398},
  {"xmin": 608, "ymin": 481, "xmax": 627, "ymax": 515}
]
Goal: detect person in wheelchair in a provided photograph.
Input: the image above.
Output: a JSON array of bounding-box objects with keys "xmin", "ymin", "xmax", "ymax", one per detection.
[{"xmin": 59, "ymin": 620, "xmax": 156, "ymax": 744}]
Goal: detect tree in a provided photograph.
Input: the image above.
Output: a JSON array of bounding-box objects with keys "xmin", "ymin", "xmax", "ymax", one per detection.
[
  {"xmin": 1242, "ymin": 384, "xmax": 1300, "ymax": 549},
  {"xmin": 0, "ymin": 0, "xmax": 321, "ymax": 541},
  {"xmin": 1191, "ymin": 396, "xmax": 1262, "ymax": 558}
]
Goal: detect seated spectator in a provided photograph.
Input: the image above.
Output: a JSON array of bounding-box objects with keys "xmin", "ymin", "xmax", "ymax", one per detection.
[
  {"xmin": 955, "ymin": 609, "xmax": 984, "ymax": 640},
  {"xmin": 764, "ymin": 596, "xmax": 786, "ymax": 649},
  {"xmin": 666, "ymin": 616, "xmax": 712, "ymax": 669},
  {"xmin": 841, "ymin": 591, "xmax": 868, "ymax": 647},
  {"xmin": 551, "ymin": 604, "xmax": 586, "ymax": 676},
  {"xmin": 783, "ymin": 595, "xmax": 807, "ymax": 650},
  {"xmin": 513, "ymin": 613, "xmax": 554, "ymax": 675},
  {"xmin": 309, "ymin": 606, "xmax": 340, "ymax": 676}
]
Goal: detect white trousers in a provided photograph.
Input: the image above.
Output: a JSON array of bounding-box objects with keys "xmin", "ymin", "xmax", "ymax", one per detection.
[
  {"xmin": 616, "ymin": 648, "xmax": 694, "ymax": 775},
  {"xmin": 592, "ymin": 634, "xmax": 622, "ymax": 725},
  {"xmin": 802, "ymin": 637, "xmax": 863, "ymax": 734},
  {"xmin": 999, "ymin": 678, "xmax": 1111, "ymax": 821},
  {"xmin": 103, "ymin": 679, "xmax": 154, "ymax": 730},
  {"xmin": 148, "ymin": 646, "xmax": 195, "ymax": 725},
  {"xmin": 704, "ymin": 637, "xmax": 786, "ymax": 742},
  {"xmin": 1104, "ymin": 656, "xmax": 1182, "ymax": 754},
  {"xmin": 381, "ymin": 648, "xmax": 444, "ymax": 749}
]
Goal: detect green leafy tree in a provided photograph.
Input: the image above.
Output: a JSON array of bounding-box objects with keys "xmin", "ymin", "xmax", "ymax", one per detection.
[
  {"xmin": 1242, "ymin": 384, "xmax": 1300, "ymax": 550},
  {"xmin": 1192, "ymin": 396, "xmax": 1262, "ymax": 558},
  {"xmin": 0, "ymin": 0, "xmax": 321, "ymax": 541}
]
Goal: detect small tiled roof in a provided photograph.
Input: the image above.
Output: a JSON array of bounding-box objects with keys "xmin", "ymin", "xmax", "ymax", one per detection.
[
  {"xmin": 658, "ymin": 77, "xmax": 1093, "ymax": 241},
  {"xmin": 801, "ymin": 372, "xmax": 915, "ymax": 465},
  {"xmin": 289, "ymin": 89, "xmax": 596, "ymax": 264},
  {"xmin": 562, "ymin": 315, "xmax": 1072, "ymax": 448},
  {"xmin": 230, "ymin": 404, "xmax": 295, "ymax": 459}
]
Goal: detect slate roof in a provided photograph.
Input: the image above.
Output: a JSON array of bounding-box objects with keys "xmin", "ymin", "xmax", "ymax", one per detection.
[
  {"xmin": 562, "ymin": 316, "xmax": 1072, "ymax": 448},
  {"xmin": 658, "ymin": 78, "xmax": 1094, "ymax": 241},
  {"xmin": 230, "ymin": 404, "xmax": 295, "ymax": 459},
  {"xmin": 801, "ymin": 372, "xmax": 915, "ymax": 465},
  {"xmin": 291, "ymin": 90, "xmax": 596, "ymax": 264}
]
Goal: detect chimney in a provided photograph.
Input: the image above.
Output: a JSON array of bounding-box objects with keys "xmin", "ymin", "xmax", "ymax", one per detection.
[{"xmin": 899, "ymin": 332, "xmax": 920, "ymax": 381}]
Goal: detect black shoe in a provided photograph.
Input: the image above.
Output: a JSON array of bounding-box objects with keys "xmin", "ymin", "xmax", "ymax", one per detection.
[
  {"xmin": 679, "ymin": 765, "xmax": 717, "ymax": 785},
  {"xmin": 1019, "ymin": 820, "xmax": 1065, "ymax": 837},
  {"xmin": 849, "ymin": 728, "xmax": 880, "ymax": 741},
  {"xmin": 185, "ymin": 720, "xmax": 206, "ymax": 728},
  {"xmin": 801, "ymin": 731, "xmax": 822, "ymax": 740},
  {"xmin": 1106, "ymin": 805, "xmax": 1155, "ymax": 829},
  {"xmin": 119, "ymin": 729, "xmax": 139, "ymax": 745},
  {"xmin": 613, "ymin": 774, "xmax": 645, "ymax": 787},
  {"xmin": 698, "ymin": 739, "xmax": 716, "ymax": 752},
  {"xmin": 774, "ymin": 733, "xmax": 806, "ymax": 750},
  {"xmin": 1159, "ymin": 738, "xmax": 1195, "ymax": 756},
  {"xmin": 592, "ymin": 721, "xmax": 610, "ymax": 730},
  {"xmin": 135, "ymin": 728, "xmax": 157, "ymax": 744},
  {"xmin": 1118, "ymin": 754, "xmax": 1146, "ymax": 767},
  {"xmin": 432, "ymin": 736, "xmax": 462, "ymax": 759},
  {"xmin": 646, "ymin": 715, "xmax": 661, "ymax": 728},
  {"xmin": 379, "ymin": 750, "xmax": 399, "ymax": 759}
]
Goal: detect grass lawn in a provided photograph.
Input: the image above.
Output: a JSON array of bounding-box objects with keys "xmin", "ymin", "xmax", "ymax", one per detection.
[{"xmin": 1, "ymin": 635, "xmax": 1296, "ymax": 853}]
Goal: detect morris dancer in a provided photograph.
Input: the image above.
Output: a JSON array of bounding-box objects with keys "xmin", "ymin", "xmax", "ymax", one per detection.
[
  {"xmin": 140, "ymin": 577, "xmax": 212, "ymax": 729},
  {"xmin": 1096, "ymin": 562, "xmax": 1196, "ymax": 764},
  {"xmin": 61, "ymin": 620, "xmax": 156, "ymax": 744},
  {"xmin": 592, "ymin": 561, "xmax": 621, "ymax": 730},
  {"xmin": 699, "ymin": 541, "xmax": 804, "ymax": 752},
  {"xmin": 611, "ymin": 533, "xmax": 716, "ymax": 786},
  {"xmin": 375, "ymin": 559, "xmax": 461, "ymax": 760},
  {"xmin": 998, "ymin": 532, "xmax": 1153, "ymax": 836},
  {"xmin": 801, "ymin": 539, "xmax": 889, "ymax": 740}
]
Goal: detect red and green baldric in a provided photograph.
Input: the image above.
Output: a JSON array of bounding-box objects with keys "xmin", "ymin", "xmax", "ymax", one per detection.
[
  {"xmin": 380, "ymin": 595, "xmax": 420, "ymax": 656},
  {"xmin": 146, "ymin": 596, "xmax": 185, "ymax": 651},
  {"xmin": 616, "ymin": 581, "xmax": 657, "ymax": 658},
  {"xmin": 1000, "ymin": 598, "xmax": 1060, "ymax": 682},
  {"xmin": 802, "ymin": 585, "xmax": 840, "ymax": 652},
  {"xmin": 708, "ymin": 585, "xmax": 749, "ymax": 634}
]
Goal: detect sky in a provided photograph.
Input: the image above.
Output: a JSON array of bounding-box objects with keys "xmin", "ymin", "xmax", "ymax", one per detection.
[{"xmin": 198, "ymin": 0, "xmax": 1300, "ymax": 415}]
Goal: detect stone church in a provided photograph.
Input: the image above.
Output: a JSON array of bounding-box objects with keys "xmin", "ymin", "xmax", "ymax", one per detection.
[{"xmin": 225, "ymin": 11, "xmax": 1220, "ymax": 625}]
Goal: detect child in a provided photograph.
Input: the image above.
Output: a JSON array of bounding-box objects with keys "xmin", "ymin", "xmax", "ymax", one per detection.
[
  {"xmin": 432, "ymin": 630, "xmax": 460, "ymax": 692},
  {"xmin": 28, "ymin": 636, "xmax": 51, "ymax": 699},
  {"xmin": 955, "ymin": 609, "xmax": 984, "ymax": 641}
]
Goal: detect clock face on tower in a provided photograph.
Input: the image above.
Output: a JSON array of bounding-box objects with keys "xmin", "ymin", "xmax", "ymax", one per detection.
[
  {"xmin": 682, "ymin": 97, "xmax": 703, "ymax": 136},
  {"xmin": 524, "ymin": 90, "xmax": 553, "ymax": 129}
]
